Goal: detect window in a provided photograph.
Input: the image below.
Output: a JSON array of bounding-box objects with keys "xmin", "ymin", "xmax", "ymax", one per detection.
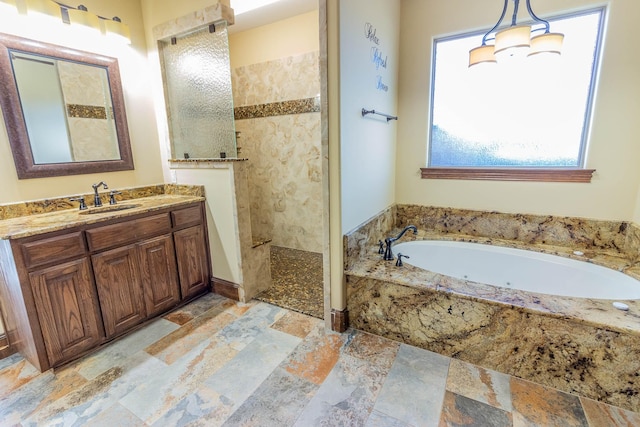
[{"xmin": 425, "ymin": 8, "xmax": 605, "ymax": 181}]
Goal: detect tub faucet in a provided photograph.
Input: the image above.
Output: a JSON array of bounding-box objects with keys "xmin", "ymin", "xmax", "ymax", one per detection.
[
  {"xmin": 92, "ymin": 181, "xmax": 108, "ymax": 207},
  {"xmin": 383, "ymin": 225, "xmax": 417, "ymax": 260}
]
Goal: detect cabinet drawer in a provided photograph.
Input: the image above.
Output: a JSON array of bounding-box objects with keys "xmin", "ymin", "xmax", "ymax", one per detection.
[
  {"xmin": 21, "ymin": 232, "xmax": 85, "ymax": 269},
  {"xmin": 86, "ymin": 213, "xmax": 171, "ymax": 252},
  {"xmin": 171, "ymin": 205, "xmax": 202, "ymax": 229}
]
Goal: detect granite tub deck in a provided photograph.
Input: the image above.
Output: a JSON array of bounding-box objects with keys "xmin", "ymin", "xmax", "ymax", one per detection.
[{"xmin": 345, "ymin": 206, "xmax": 640, "ymax": 413}]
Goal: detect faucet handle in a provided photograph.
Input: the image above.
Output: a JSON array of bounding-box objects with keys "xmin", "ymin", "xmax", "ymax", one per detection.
[
  {"xmin": 378, "ymin": 240, "xmax": 384, "ymax": 254},
  {"xmin": 69, "ymin": 196, "xmax": 87, "ymax": 211},
  {"xmin": 109, "ymin": 190, "xmax": 122, "ymax": 205},
  {"xmin": 396, "ymin": 253, "xmax": 410, "ymax": 267}
]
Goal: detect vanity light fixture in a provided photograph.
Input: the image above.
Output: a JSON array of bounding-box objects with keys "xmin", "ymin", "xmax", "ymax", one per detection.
[
  {"xmin": 23, "ymin": 0, "xmax": 131, "ymax": 44},
  {"xmin": 102, "ymin": 17, "xmax": 131, "ymax": 45},
  {"xmin": 24, "ymin": 0, "xmax": 62, "ymax": 20},
  {"xmin": 0, "ymin": 0, "xmax": 18, "ymax": 14},
  {"xmin": 469, "ymin": 0, "xmax": 564, "ymax": 67},
  {"xmin": 67, "ymin": 4, "xmax": 101, "ymax": 34}
]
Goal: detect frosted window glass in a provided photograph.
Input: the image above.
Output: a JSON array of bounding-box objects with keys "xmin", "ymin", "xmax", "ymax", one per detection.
[
  {"xmin": 161, "ymin": 21, "xmax": 236, "ymax": 159},
  {"xmin": 429, "ymin": 10, "xmax": 603, "ymax": 168}
]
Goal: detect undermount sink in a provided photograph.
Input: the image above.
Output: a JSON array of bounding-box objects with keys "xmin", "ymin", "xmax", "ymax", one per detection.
[{"xmin": 80, "ymin": 204, "xmax": 141, "ymax": 215}]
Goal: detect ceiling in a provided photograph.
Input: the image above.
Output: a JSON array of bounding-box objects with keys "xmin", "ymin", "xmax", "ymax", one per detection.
[{"xmin": 228, "ymin": 0, "xmax": 318, "ymax": 34}]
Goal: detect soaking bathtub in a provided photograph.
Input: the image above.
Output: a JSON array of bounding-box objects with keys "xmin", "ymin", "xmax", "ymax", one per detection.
[
  {"xmin": 346, "ymin": 238, "xmax": 640, "ymax": 411},
  {"xmin": 392, "ymin": 240, "xmax": 640, "ymax": 300}
]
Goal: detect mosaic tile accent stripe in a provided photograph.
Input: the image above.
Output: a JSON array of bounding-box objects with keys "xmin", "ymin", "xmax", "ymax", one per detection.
[
  {"xmin": 234, "ymin": 97, "xmax": 320, "ymax": 120},
  {"xmin": 66, "ymin": 104, "xmax": 108, "ymax": 120}
]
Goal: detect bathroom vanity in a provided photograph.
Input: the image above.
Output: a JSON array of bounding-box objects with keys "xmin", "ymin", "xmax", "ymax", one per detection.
[{"xmin": 0, "ymin": 195, "xmax": 210, "ymax": 372}]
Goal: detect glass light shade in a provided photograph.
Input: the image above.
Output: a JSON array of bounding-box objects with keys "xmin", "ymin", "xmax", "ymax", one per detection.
[
  {"xmin": 469, "ymin": 44, "xmax": 496, "ymax": 67},
  {"xmin": 102, "ymin": 19, "xmax": 131, "ymax": 44},
  {"xmin": 528, "ymin": 32, "xmax": 564, "ymax": 56},
  {"xmin": 25, "ymin": 0, "xmax": 61, "ymax": 19},
  {"xmin": 494, "ymin": 25, "xmax": 531, "ymax": 60},
  {"xmin": 67, "ymin": 8, "xmax": 101, "ymax": 33}
]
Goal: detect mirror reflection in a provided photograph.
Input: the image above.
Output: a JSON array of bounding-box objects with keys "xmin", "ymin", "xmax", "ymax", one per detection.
[
  {"xmin": 0, "ymin": 33, "xmax": 133, "ymax": 179},
  {"xmin": 10, "ymin": 51, "xmax": 120, "ymax": 164}
]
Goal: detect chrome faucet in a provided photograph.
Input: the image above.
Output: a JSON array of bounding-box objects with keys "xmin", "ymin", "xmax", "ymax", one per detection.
[
  {"xmin": 91, "ymin": 181, "xmax": 108, "ymax": 207},
  {"xmin": 383, "ymin": 225, "xmax": 417, "ymax": 260}
]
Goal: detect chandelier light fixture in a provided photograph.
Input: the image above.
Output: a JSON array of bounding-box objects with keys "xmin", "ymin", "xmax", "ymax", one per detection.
[{"xmin": 469, "ymin": 0, "xmax": 564, "ymax": 67}]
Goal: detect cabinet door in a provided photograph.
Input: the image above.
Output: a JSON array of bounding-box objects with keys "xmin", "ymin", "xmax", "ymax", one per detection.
[
  {"xmin": 174, "ymin": 225, "xmax": 209, "ymax": 299},
  {"xmin": 138, "ymin": 235, "xmax": 180, "ymax": 317},
  {"xmin": 92, "ymin": 245, "xmax": 145, "ymax": 338},
  {"xmin": 29, "ymin": 258, "xmax": 103, "ymax": 366}
]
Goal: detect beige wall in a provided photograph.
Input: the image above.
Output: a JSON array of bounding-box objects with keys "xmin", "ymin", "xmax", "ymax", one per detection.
[
  {"xmin": 396, "ymin": 0, "xmax": 640, "ymax": 222},
  {"xmin": 228, "ymin": 10, "xmax": 319, "ymax": 69},
  {"xmin": 0, "ymin": 0, "xmax": 164, "ymax": 203}
]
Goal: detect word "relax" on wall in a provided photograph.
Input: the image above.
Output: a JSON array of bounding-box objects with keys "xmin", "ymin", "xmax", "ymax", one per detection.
[{"xmin": 364, "ymin": 22, "xmax": 389, "ymax": 92}]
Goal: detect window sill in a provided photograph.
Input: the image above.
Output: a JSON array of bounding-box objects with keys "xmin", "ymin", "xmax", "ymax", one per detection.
[{"xmin": 420, "ymin": 168, "xmax": 595, "ymax": 183}]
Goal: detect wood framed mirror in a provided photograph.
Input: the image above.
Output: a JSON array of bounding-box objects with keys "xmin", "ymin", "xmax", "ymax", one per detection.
[{"xmin": 0, "ymin": 33, "xmax": 134, "ymax": 179}]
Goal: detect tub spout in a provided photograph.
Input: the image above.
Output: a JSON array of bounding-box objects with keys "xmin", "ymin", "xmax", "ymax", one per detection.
[{"xmin": 383, "ymin": 225, "xmax": 417, "ymax": 260}]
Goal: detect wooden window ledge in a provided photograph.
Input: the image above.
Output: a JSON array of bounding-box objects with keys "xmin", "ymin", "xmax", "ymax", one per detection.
[{"xmin": 420, "ymin": 168, "xmax": 595, "ymax": 183}]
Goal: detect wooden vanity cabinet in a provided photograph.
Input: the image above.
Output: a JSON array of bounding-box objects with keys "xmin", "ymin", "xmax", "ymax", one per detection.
[
  {"xmin": 92, "ymin": 245, "xmax": 146, "ymax": 338},
  {"xmin": 1, "ymin": 201, "xmax": 210, "ymax": 371},
  {"xmin": 174, "ymin": 225, "xmax": 209, "ymax": 299},
  {"xmin": 29, "ymin": 258, "xmax": 103, "ymax": 366},
  {"xmin": 138, "ymin": 235, "xmax": 180, "ymax": 318}
]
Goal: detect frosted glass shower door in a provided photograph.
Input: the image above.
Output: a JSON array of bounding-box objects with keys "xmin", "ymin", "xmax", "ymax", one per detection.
[{"xmin": 160, "ymin": 21, "xmax": 237, "ymax": 159}]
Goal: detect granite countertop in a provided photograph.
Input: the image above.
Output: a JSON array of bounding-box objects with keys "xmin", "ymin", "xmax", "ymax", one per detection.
[
  {"xmin": 0, "ymin": 194, "xmax": 204, "ymax": 240},
  {"xmin": 346, "ymin": 232, "xmax": 640, "ymax": 337}
]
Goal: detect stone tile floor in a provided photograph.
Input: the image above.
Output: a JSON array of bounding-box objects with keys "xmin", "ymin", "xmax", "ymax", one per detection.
[
  {"xmin": 1, "ymin": 292, "xmax": 639, "ymax": 426},
  {"xmin": 255, "ymin": 246, "xmax": 324, "ymax": 319}
]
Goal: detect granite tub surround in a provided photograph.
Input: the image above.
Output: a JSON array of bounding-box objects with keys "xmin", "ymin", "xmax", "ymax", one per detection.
[
  {"xmin": 345, "ymin": 204, "xmax": 640, "ymax": 412},
  {"xmin": 344, "ymin": 204, "xmax": 396, "ymax": 271},
  {"xmin": 346, "ymin": 204, "xmax": 640, "ymax": 277},
  {"xmin": 397, "ymin": 204, "xmax": 639, "ymax": 257},
  {"xmin": 347, "ymin": 270, "xmax": 640, "ymax": 412}
]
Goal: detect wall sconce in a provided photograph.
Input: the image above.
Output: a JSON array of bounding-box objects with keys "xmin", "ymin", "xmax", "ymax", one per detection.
[{"xmin": 469, "ymin": 0, "xmax": 564, "ymax": 67}]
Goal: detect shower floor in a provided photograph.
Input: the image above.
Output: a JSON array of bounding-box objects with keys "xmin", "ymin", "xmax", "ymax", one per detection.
[{"xmin": 255, "ymin": 246, "xmax": 324, "ymax": 319}]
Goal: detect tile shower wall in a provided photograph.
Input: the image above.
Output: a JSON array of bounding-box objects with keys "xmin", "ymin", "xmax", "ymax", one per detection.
[
  {"xmin": 232, "ymin": 51, "xmax": 322, "ymax": 253},
  {"xmin": 57, "ymin": 61, "xmax": 119, "ymax": 162}
]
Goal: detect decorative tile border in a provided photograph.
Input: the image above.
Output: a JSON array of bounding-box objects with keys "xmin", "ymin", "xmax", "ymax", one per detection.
[
  {"xmin": 66, "ymin": 104, "xmax": 108, "ymax": 120},
  {"xmin": 234, "ymin": 96, "xmax": 321, "ymax": 120}
]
